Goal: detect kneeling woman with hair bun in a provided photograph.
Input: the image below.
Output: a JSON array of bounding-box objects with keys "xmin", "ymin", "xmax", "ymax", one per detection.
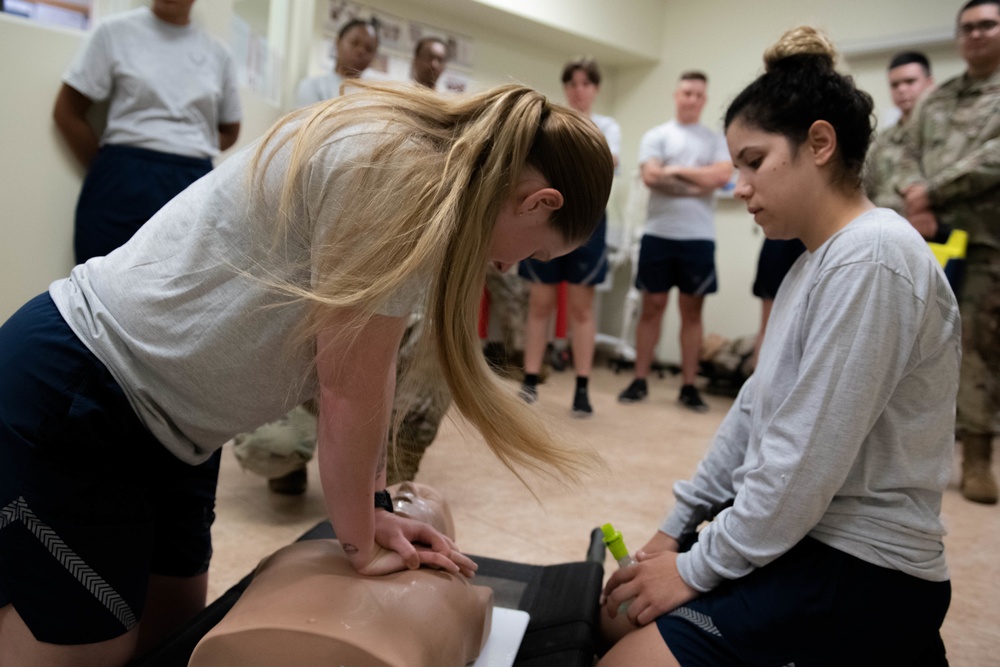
[{"xmin": 598, "ymin": 27, "xmax": 956, "ymax": 667}]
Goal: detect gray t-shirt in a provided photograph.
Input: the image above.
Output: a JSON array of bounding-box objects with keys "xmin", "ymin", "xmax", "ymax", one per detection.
[
  {"xmin": 50, "ymin": 123, "xmax": 418, "ymax": 464},
  {"xmin": 63, "ymin": 7, "xmax": 242, "ymax": 158},
  {"xmin": 662, "ymin": 208, "xmax": 960, "ymax": 589},
  {"xmin": 638, "ymin": 119, "xmax": 729, "ymax": 241},
  {"xmin": 591, "ymin": 112, "xmax": 621, "ymax": 168}
]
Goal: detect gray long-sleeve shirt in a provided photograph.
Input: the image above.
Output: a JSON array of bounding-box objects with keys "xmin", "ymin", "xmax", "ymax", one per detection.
[{"xmin": 662, "ymin": 208, "xmax": 960, "ymax": 591}]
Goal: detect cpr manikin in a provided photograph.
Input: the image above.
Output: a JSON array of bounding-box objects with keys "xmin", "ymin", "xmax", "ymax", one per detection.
[{"xmin": 189, "ymin": 483, "xmax": 493, "ymax": 667}]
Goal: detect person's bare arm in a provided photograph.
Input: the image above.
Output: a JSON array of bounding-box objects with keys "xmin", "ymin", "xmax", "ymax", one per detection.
[
  {"xmin": 316, "ymin": 313, "xmax": 475, "ymax": 577},
  {"xmin": 641, "ymin": 159, "xmax": 732, "ymax": 197},
  {"xmin": 53, "ymin": 83, "xmax": 98, "ymax": 169},
  {"xmin": 218, "ymin": 122, "xmax": 240, "ymax": 152}
]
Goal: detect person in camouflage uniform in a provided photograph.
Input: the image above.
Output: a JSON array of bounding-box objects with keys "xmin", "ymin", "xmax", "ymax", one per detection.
[
  {"xmin": 864, "ymin": 51, "xmax": 935, "ymax": 216},
  {"xmin": 233, "ymin": 316, "xmax": 452, "ymax": 492},
  {"xmin": 897, "ymin": 0, "xmax": 1000, "ymax": 504}
]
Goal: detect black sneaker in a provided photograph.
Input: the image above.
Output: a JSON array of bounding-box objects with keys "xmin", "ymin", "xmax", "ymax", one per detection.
[
  {"xmin": 618, "ymin": 379, "xmax": 648, "ymax": 403},
  {"xmin": 572, "ymin": 388, "xmax": 593, "ymax": 418},
  {"xmin": 268, "ymin": 467, "xmax": 308, "ymax": 495},
  {"xmin": 678, "ymin": 384, "xmax": 709, "ymax": 412},
  {"xmin": 519, "ymin": 383, "xmax": 538, "ymax": 404}
]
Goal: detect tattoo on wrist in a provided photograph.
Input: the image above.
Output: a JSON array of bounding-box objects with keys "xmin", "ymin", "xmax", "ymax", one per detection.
[{"xmin": 342, "ymin": 543, "xmax": 358, "ymax": 554}]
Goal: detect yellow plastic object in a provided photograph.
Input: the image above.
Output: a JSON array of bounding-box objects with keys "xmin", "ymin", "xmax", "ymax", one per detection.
[
  {"xmin": 928, "ymin": 229, "xmax": 968, "ymax": 269},
  {"xmin": 601, "ymin": 523, "xmax": 630, "ymax": 562}
]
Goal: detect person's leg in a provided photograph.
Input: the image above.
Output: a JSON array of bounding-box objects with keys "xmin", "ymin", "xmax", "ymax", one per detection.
[
  {"xmin": 597, "ymin": 623, "xmax": 680, "ymax": 667},
  {"xmin": 0, "ymin": 605, "xmax": 138, "ymax": 667},
  {"xmin": 523, "ymin": 283, "xmax": 560, "ymax": 375},
  {"xmin": 618, "ymin": 291, "xmax": 668, "ymax": 403},
  {"xmin": 635, "ymin": 291, "xmax": 669, "ymax": 379},
  {"xmin": 135, "ymin": 573, "xmax": 208, "ymax": 656},
  {"xmin": 521, "ymin": 282, "xmax": 559, "ymax": 402},
  {"xmin": 954, "ymin": 247, "xmax": 1000, "ymax": 504},
  {"xmin": 567, "ymin": 283, "xmax": 597, "ymax": 416},
  {"xmin": 677, "ymin": 292, "xmax": 705, "ymax": 386},
  {"xmin": 0, "ymin": 295, "xmax": 155, "ymax": 665}
]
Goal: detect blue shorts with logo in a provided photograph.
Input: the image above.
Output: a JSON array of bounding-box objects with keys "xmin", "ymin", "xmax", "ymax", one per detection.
[
  {"xmin": 657, "ymin": 537, "xmax": 950, "ymax": 667},
  {"xmin": 636, "ymin": 235, "xmax": 717, "ymax": 295},
  {"xmin": 0, "ymin": 293, "xmax": 220, "ymax": 645},
  {"xmin": 519, "ymin": 215, "xmax": 608, "ymax": 286}
]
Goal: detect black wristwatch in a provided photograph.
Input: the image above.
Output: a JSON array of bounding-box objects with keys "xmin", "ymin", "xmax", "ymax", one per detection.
[{"xmin": 374, "ymin": 489, "xmax": 394, "ymax": 512}]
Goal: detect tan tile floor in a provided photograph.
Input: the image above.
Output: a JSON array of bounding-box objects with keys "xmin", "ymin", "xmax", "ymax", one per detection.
[{"xmin": 210, "ymin": 366, "xmax": 1000, "ymax": 666}]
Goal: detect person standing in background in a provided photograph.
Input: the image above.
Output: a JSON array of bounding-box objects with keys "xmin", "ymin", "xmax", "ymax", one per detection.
[
  {"xmin": 53, "ymin": 0, "xmax": 242, "ymax": 263},
  {"xmin": 518, "ymin": 57, "xmax": 621, "ymax": 417},
  {"xmin": 411, "ymin": 36, "xmax": 449, "ymax": 89},
  {"xmin": 296, "ymin": 18, "xmax": 379, "ymax": 107},
  {"xmin": 618, "ymin": 72, "xmax": 732, "ymax": 412},
  {"xmin": 897, "ymin": 0, "xmax": 1000, "ymax": 505},
  {"xmin": 864, "ymin": 51, "xmax": 935, "ymax": 217}
]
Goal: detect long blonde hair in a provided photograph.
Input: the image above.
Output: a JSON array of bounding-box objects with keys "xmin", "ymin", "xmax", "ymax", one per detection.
[{"xmin": 251, "ymin": 82, "xmax": 614, "ymax": 481}]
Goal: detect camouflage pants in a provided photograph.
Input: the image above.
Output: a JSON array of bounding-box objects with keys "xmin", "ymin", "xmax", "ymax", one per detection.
[
  {"xmin": 232, "ymin": 322, "xmax": 452, "ymax": 484},
  {"xmin": 955, "ymin": 245, "xmax": 1000, "ymax": 437},
  {"xmin": 484, "ymin": 266, "xmax": 529, "ymax": 352}
]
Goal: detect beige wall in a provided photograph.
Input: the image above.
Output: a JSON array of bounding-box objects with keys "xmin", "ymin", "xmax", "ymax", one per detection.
[
  {"xmin": 0, "ymin": 0, "xmax": 971, "ymax": 351},
  {"xmin": 611, "ymin": 0, "xmax": 963, "ymax": 363}
]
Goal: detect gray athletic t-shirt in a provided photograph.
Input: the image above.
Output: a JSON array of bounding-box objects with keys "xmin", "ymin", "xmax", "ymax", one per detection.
[
  {"xmin": 638, "ymin": 119, "xmax": 729, "ymax": 241},
  {"xmin": 50, "ymin": 123, "xmax": 418, "ymax": 464},
  {"xmin": 662, "ymin": 208, "xmax": 959, "ymax": 587},
  {"xmin": 63, "ymin": 7, "xmax": 242, "ymax": 158}
]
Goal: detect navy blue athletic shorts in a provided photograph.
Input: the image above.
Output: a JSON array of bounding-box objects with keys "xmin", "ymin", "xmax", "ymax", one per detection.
[
  {"xmin": 752, "ymin": 238, "xmax": 806, "ymax": 300},
  {"xmin": 74, "ymin": 144, "xmax": 212, "ymax": 263},
  {"xmin": 635, "ymin": 235, "xmax": 717, "ymax": 295},
  {"xmin": 0, "ymin": 293, "xmax": 221, "ymax": 645},
  {"xmin": 519, "ymin": 215, "xmax": 608, "ymax": 286},
  {"xmin": 657, "ymin": 537, "xmax": 951, "ymax": 667}
]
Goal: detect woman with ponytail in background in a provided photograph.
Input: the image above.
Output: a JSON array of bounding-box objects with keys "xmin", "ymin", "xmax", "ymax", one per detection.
[
  {"xmin": 0, "ymin": 82, "xmax": 613, "ymax": 667},
  {"xmin": 599, "ymin": 27, "xmax": 956, "ymax": 667}
]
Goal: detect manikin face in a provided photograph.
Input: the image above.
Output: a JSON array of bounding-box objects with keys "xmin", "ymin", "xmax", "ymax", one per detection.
[
  {"xmin": 337, "ymin": 24, "xmax": 378, "ymax": 78},
  {"xmin": 727, "ymin": 118, "xmax": 820, "ymax": 245},
  {"xmin": 888, "ymin": 62, "xmax": 933, "ymax": 117},
  {"xmin": 389, "ymin": 482, "xmax": 455, "ymax": 538},
  {"xmin": 563, "ymin": 69, "xmax": 599, "ymax": 114},
  {"xmin": 412, "ymin": 40, "xmax": 448, "ymax": 88},
  {"xmin": 674, "ymin": 79, "xmax": 707, "ymax": 124},
  {"xmin": 489, "ymin": 170, "xmax": 573, "ymax": 273},
  {"xmin": 958, "ymin": 4, "xmax": 1000, "ymax": 76}
]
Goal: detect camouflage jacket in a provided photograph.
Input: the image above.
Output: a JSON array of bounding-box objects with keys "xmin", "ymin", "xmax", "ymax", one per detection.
[
  {"xmin": 864, "ymin": 120, "xmax": 908, "ymax": 214},
  {"xmin": 898, "ymin": 66, "xmax": 1000, "ymax": 248}
]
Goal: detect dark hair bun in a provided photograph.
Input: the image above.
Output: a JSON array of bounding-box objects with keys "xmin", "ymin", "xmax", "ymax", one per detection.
[{"xmin": 763, "ymin": 26, "xmax": 837, "ymax": 72}]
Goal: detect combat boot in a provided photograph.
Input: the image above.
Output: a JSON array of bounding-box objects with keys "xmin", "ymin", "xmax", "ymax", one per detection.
[{"xmin": 961, "ymin": 433, "xmax": 998, "ymax": 505}]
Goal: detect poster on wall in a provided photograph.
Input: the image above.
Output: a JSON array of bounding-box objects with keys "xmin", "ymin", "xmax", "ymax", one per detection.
[{"xmin": 323, "ymin": 0, "xmax": 475, "ymax": 93}]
